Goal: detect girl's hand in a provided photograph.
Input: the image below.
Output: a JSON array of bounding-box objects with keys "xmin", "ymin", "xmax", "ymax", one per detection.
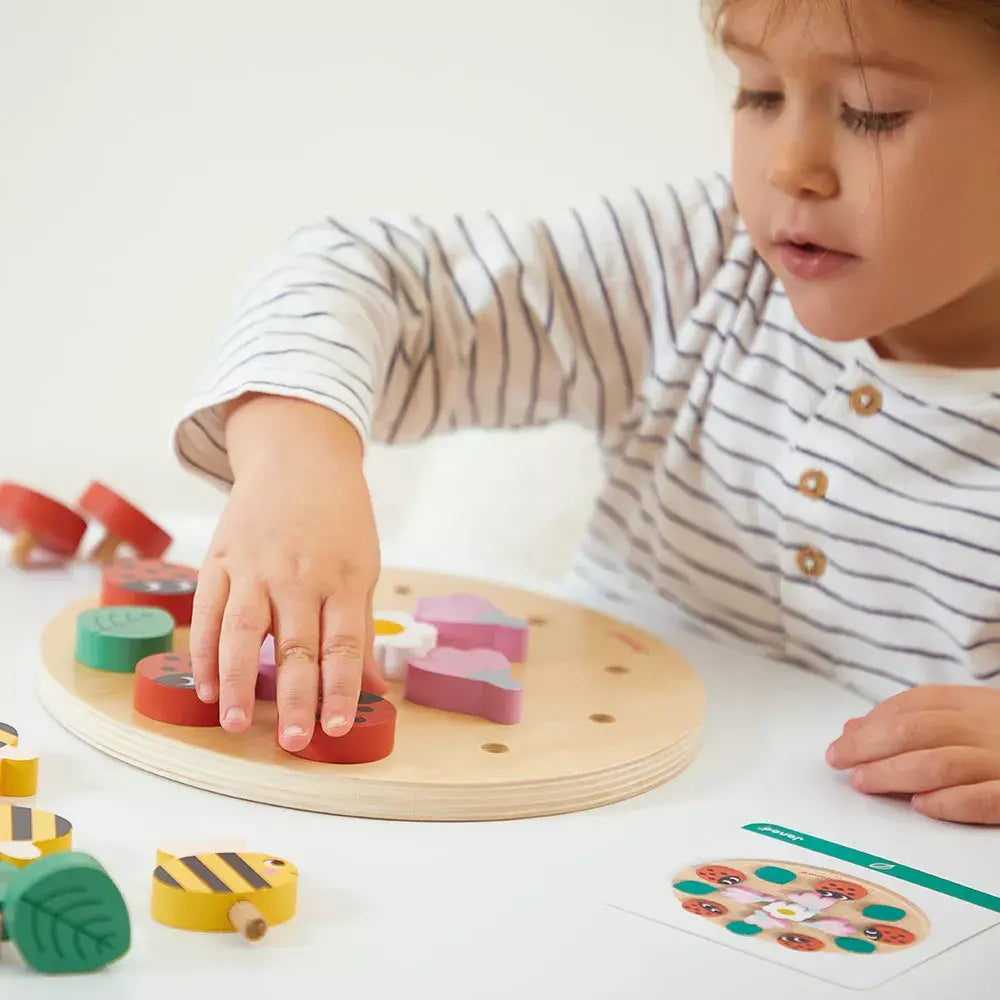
[
  {"xmin": 188, "ymin": 394, "xmax": 387, "ymax": 753},
  {"xmin": 826, "ymin": 685, "xmax": 1000, "ymax": 825}
]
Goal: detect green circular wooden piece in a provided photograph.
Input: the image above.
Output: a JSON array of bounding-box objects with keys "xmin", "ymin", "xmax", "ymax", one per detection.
[
  {"xmin": 4, "ymin": 852, "xmax": 130, "ymax": 973},
  {"xmin": 75, "ymin": 606, "xmax": 174, "ymax": 673},
  {"xmin": 755, "ymin": 865, "xmax": 797, "ymax": 885},
  {"xmin": 726, "ymin": 921, "xmax": 763, "ymax": 936},
  {"xmin": 673, "ymin": 880, "xmax": 717, "ymax": 895},
  {"xmin": 862, "ymin": 904, "xmax": 907, "ymax": 922},
  {"xmin": 836, "ymin": 936, "xmax": 877, "ymax": 954}
]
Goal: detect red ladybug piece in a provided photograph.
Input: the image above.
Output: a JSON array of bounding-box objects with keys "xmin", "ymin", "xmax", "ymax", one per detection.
[
  {"xmin": 288, "ymin": 692, "xmax": 396, "ymax": 764},
  {"xmin": 814, "ymin": 878, "xmax": 869, "ymax": 901},
  {"xmin": 682, "ymin": 899, "xmax": 728, "ymax": 918},
  {"xmin": 777, "ymin": 933, "xmax": 825, "ymax": 952},
  {"xmin": 77, "ymin": 481, "xmax": 171, "ymax": 563},
  {"xmin": 101, "ymin": 558, "xmax": 198, "ymax": 625},
  {"xmin": 863, "ymin": 924, "xmax": 916, "ymax": 946},
  {"xmin": 695, "ymin": 865, "xmax": 747, "ymax": 886},
  {"xmin": 0, "ymin": 482, "xmax": 87, "ymax": 566},
  {"xmin": 134, "ymin": 652, "xmax": 219, "ymax": 727}
]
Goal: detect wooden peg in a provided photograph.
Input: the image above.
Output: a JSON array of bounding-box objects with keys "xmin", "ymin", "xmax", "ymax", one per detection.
[
  {"xmin": 228, "ymin": 900, "xmax": 267, "ymax": 940},
  {"xmin": 77, "ymin": 481, "xmax": 171, "ymax": 563}
]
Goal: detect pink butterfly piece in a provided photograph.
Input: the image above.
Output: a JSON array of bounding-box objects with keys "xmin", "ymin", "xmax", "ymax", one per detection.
[
  {"xmin": 414, "ymin": 594, "xmax": 529, "ymax": 662},
  {"xmin": 744, "ymin": 909, "xmax": 789, "ymax": 930},
  {"xmin": 721, "ymin": 887, "xmax": 778, "ymax": 905},
  {"xmin": 787, "ymin": 891, "xmax": 838, "ymax": 912},
  {"xmin": 403, "ymin": 647, "xmax": 523, "ymax": 724},
  {"xmin": 805, "ymin": 917, "xmax": 858, "ymax": 937},
  {"xmin": 256, "ymin": 635, "xmax": 277, "ymax": 701}
]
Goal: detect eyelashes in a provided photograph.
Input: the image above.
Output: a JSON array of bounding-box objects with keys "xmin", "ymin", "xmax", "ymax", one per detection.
[{"xmin": 733, "ymin": 88, "xmax": 911, "ymax": 135}]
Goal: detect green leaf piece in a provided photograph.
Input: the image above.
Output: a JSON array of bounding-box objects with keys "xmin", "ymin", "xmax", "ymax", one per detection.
[
  {"xmin": 75, "ymin": 606, "xmax": 174, "ymax": 673},
  {"xmin": 4, "ymin": 852, "xmax": 130, "ymax": 973}
]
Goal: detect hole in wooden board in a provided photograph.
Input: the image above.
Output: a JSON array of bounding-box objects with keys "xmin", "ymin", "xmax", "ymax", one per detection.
[
  {"xmin": 590, "ymin": 714, "xmax": 616, "ymax": 724},
  {"xmin": 394, "ymin": 585, "xmax": 412, "ymax": 596},
  {"xmin": 528, "ymin": 615, "xmax": 547, "ymax": 626},
  {"xmin": 481, "ymin": 742, "xmax": 509, "ymax": 754},
  {"xmin": 605, "ymin": 665, "xmax": 630, "ymax": 675}
]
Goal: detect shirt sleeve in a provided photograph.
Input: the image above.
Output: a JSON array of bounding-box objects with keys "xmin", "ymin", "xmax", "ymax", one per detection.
[{"xmin": 171, "ymin": 172, "xmax": 737, "ymax": 488}]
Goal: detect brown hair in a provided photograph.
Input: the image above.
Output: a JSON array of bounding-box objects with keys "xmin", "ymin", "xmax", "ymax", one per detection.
[{"xmin": 702, "ymin": 0, "xmax": 1000, "ymax": 39}]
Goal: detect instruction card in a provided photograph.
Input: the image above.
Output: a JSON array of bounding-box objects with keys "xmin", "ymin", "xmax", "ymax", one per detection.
[{"xmin": 605, "ymin": 819, "xmax": 1000, "ymax": 990}]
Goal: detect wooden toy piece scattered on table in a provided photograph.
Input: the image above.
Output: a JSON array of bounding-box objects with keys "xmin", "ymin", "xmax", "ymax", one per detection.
[
  {"xmin": 288, "ymin": 692, "xmax": 397, "ymax": 764},
  {"xmin": 414, "ymin": 593, "xmax": 530, "ymax": 662},
  {"xmin": 372, "ymin": 610, "xmax": 438, "ymax": 682},
  {"xmin": 101, "ymin": 558, "xmax": 198, "ymax": 626},
  {"xmin": 0, "ymin": 805, "xmax": 72, "ymax": 869},
  {"xmin": 0, "ymin": 722, "xmax": 39, "ymax": 797},
  {"xmin": 256, "ymin": 636, "xmax": 277, "ymax": 701},
  {"xmin": 403, "ymin": 647, "xmax": 524, "ymax": 724},
  {"xmin": 76, "ymin": 481, "xmax": 172, "ymax": 564},
  {"xmin": 0, "ymin": 482, "xmax": 87, "ymax": 569},
  {"xmin": 75, "ymin": 606, "xmax": 174, "ymax": 673},
  {"xmin": 0, "ymin": 851, "xmax": 131, "ymax": 974},
  {"xmin": 134, "ymin": 652, "xmax": 220, "ymax": 727},
  {"xmin": 151, "ymin": 850, "xmax": 298, "ymax": 941}
]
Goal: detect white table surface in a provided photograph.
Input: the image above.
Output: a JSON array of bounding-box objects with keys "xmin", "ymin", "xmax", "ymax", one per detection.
[{"xmin": 2, "ymin": 516, "xmax": 998, "ymax": 999}]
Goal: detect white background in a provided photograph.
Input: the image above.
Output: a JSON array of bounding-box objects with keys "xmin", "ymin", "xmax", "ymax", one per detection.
[{"xmin": 1, "ymin": 0, "xmax": 731, "ymax": 576}]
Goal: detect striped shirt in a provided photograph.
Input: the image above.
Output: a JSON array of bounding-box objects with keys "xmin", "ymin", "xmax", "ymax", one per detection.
[{"xmin": 173, "ymin": 172, "xmax": 1000, "ymax": 703}]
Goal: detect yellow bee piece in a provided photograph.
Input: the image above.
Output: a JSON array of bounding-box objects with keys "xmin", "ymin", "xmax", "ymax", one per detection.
[
  {"xmin": 151, "ymin": 851, "xmax": 298, "ymax": 940},
  {"xmin": 0, "ymin": 804, "xmax": 73, "ymax": 868},
  {"xmin": 0, "ymin": 721, "xmax": 39, "ymax": 797}
]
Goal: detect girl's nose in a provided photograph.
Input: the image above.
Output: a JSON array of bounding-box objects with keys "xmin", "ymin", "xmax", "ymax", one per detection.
[{"xmin": 769, "ymin": 122, "xmax": 839, "ymax": 200}]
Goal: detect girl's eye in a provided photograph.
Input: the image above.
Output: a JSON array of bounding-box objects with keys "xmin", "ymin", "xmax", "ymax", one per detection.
[
  {"xmin": 841, "ymin": 105, "xmax": 911, "ymax": 135},
  {"xmin": 733, "ymin": 88, "xmax": 783, "ymax": 112}
]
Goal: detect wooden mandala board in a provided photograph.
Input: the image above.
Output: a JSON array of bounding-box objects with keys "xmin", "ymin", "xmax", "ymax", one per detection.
[{"xmin": 38, "ymin": 570, "xmax": 705, "ymax": 821}]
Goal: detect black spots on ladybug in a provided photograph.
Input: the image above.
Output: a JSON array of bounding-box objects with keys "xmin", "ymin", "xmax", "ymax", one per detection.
[
  {"xmin": 155, "ymin": 673, "xmax": 197, "ymax": 689},
  {"xmin": 357, "ymin": 691, "xmax": 383, "ymax": 705},
  {"xmin": 354, "ymin": 716, "xmax": 367, "ymax": 724},
  {"xmin": 358, "ymin": 706, "xmax": 374, "ymax": 714}
]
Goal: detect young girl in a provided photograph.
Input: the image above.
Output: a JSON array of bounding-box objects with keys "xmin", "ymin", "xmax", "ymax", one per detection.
[{"xmin": 172, "ymin": 0, "xmax": 1000, "ymax": 825}]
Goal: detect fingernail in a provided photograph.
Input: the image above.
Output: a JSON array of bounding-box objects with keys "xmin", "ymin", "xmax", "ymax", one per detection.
[
  {"xmin": 826, "ymin": 742, "xmax": 838, "ymax": 765},
  {"xmin": 198, "ymin": 684, "xmax": 216, "ymax": 702},
  {"xmin": 223, "ymin": 707, "xmax": 247, "ymax": 727},
  {"xmin": 281, "ymin": 725, "xmax": 307, "ymax": 743},
  {"xmin": 851, "ymin": 766, "xmax": 866, "ymax": 788},
  {"xmin": 324, "ymin": 714, "xmax": 349, "ymax": 733}
]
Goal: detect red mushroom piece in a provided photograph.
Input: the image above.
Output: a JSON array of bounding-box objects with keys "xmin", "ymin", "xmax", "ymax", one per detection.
[
  {"xmin": 0, "ymin": 482, "xmax": 87, "ymax": 568},
  {"xmin": 77, "ymin": 481, "xmax": 171, "ymax": 564}
]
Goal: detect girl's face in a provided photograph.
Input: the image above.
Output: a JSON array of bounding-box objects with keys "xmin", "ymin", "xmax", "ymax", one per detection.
[{"xmin": 724, "ymin": 0, "xmax": 1000, "ymax": 365}]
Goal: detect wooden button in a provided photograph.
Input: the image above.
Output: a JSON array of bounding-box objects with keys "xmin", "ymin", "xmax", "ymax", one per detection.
[
  {"xmin": 797, "ymin": 547, "xmax": 827, "ymax": 578},
  {"xmin": 798, "ymin": 470, "xmax": 828, "ymax": 499},
  {"xmin": 849, "ymin": 384, "xmax": 882, "ymax": 416}
]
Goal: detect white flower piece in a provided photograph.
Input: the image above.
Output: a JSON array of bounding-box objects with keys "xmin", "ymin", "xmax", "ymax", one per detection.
[
  {"xmin": 763, "ymin": 900, "xmax": 819, "ymax": 923},
  {"xmin": 373, "ymin": 611, "xmax": 438, "ymax": 681}
]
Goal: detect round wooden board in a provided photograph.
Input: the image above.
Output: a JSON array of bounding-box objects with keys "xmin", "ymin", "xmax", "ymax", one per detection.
[{"xmin": 38, "ymin": 570, "xmax": 705, "ymax": 821}]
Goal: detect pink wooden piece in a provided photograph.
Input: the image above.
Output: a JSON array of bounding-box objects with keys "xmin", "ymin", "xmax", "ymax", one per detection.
[
  {"xmin": 413, "ymin": 594, "xmax": 529, "ymax": 662},
  {"xmin": 256, "ymin": 635, "xmax": 277, "ymax": 701},
  {"xmin": 403, "ymin": 647, "xmax": 523, "ymax": 724}
]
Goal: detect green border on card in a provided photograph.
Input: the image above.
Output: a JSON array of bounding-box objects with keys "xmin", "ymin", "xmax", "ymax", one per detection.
[{"xmin": 744, "ymin": 823, "xmax": 1000, "ymax": 914}]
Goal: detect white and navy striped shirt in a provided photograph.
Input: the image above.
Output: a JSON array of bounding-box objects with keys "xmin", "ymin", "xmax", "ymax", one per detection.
[{"xmin": 174, "ymin": 172, "xmax": 1000, "ymax": 702}]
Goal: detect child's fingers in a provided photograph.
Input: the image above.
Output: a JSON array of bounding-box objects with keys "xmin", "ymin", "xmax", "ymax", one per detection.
[
  {"xmin": 217, "ymin": 580, "xmax": 270, "ymax": 732},
  {"xmin": 850, "ymin": 747, "xmax": 1000, "ymax": 796},
  {"xmin": 189, "ymin": 561, "xmax": 230, "ymax": 703},
  {"xmin": 912, "ymin": 779, "xmax": 1000, "ymax": 825},
  {"xmin": 863, "ymin": 685, "xmax": 983, "ymax": 719},
  {"xmin": 827, "ymin": 709, "xmax": 980, "ymax": 769},
  {"xmin": 271, "ymin": 593, "xmax": 321, "ymax": 752},
  {"xmin": 318, "ymin": 597, "xmax": 367, "ymax": 736}
]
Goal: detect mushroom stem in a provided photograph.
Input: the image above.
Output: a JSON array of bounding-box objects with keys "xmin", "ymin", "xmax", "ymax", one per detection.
[
  {"xmin": 89, "ymin": 531, "xmax": 122, "ymax": 565},
  {"xmin": 228, "ymin": 900, "xmax": 267, "ymax": 941},
  {"xmin": 9, "ymin": 529, "xmax": 35, "ymax": 569}
]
